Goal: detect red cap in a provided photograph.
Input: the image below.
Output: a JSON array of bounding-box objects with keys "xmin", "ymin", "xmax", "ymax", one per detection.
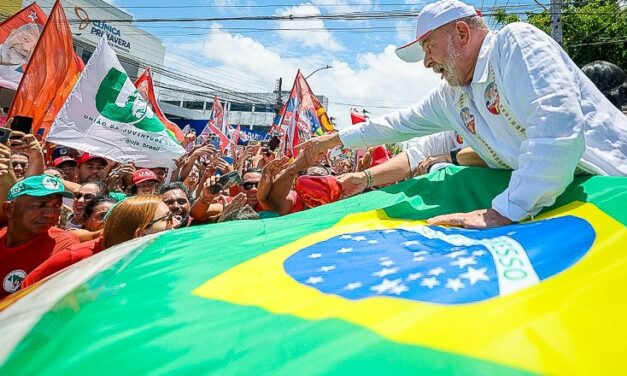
[
  {"xmin": 53, "ymin": 156, "xmax": 77, "ymax": 167},
  {"xmin": 132, "ymin": 169, "xmax": 159, "ymax": 185},
  {"xmin": 370, "ymin": 145, "xmax": 390, "ymax": 167},
  {"xmin": 77, "ymin": 153, "xmax": 107, "ymax": 166}
]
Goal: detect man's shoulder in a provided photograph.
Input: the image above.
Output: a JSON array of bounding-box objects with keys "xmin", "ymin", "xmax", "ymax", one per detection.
[
  {"xmin": 495, "ymin": 22, "xmax": 550, "ymax": 43},
  {"xmin": 47, "ymin": 227, "xmax": 81, "ymax": 251}
]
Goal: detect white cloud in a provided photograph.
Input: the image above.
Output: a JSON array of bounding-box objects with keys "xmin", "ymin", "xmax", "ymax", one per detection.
[
  {"xmin": 164, "ymin": 26, "xmax": 441, "ymax": 129},
  {"xmin": 275, "ymin": 4, "xmax": 343, "ymax": 51}
]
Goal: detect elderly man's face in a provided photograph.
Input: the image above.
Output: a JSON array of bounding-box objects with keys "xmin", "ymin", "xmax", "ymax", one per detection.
[
  {"xmin": 0, "ymin": 25, "xmax": 40, "ymax": 65},
  {"xmin": 421, "ymin": 25, "xmax": 465, "ymax": 87}
]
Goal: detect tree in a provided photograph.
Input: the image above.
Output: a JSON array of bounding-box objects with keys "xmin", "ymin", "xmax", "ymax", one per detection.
[{"xmin": 492, "ymin": 0, "xmax": 627, "ymax": 69}]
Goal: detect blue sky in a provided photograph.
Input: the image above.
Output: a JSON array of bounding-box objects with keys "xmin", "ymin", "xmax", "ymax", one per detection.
[{"xmin": 105, "ymin": 0, "xmax": 539, "ymax": 128}]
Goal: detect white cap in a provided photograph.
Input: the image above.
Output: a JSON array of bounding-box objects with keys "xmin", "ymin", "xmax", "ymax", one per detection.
[{"xmin": 395, "ymin": 0, "xmax": 480, "ymax": 63}]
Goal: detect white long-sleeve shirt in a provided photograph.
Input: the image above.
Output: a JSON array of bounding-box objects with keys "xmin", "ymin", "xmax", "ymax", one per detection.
[{"xmin": 339, "ymin": 22, "xmax": 627, "ymax": 222}]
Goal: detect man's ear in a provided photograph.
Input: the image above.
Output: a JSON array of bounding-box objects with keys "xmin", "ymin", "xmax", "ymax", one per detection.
[
  {"xmin": 134, "ymin": 228, "xmax": 144, "ymax": 237},
  {"xmin": 454, "ymin": 21, "xmax": 471, "ymax": 45}
]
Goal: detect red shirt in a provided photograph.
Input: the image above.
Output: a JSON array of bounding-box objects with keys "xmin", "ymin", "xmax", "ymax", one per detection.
[
  {"xmin": 21, "ymin": 237, "xmax": 104, "ymax": 289},
  {"xmin": 0, "ymin": 227, "xmax": 79, "ymax": 298}
]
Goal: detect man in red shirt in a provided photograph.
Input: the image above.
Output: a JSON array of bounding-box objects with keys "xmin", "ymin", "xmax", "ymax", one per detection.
[{"xmin": 0, "ymin": 174, "xmax": 79, "ymax": 298}]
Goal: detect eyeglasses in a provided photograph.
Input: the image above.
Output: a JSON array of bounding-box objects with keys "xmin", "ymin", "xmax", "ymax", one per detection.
[
  {"xmin": 144, "ymin": 211, "xmax": 173, "ymax": 229},
  {"xmin": 242, "ymin": 182, "xmax": 258, "ymax": 190},
  {"xmin": 74, "ymin": 192, "xmax": 97, "ymax": 201},
  {"xmin": 11, "ymin": 162, "xmax": 28, "ymax": 169}
]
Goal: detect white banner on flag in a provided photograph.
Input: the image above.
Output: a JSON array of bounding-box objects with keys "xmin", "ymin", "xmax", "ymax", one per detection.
[{"xmin": 48, "ymin": 37, "xmax": 185, "ymax": 167}]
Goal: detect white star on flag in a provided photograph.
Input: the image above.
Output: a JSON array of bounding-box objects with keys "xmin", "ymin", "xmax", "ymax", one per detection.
[
  {"xmin": 352, "ymin": 236, "xmax": 367, "ymax": 241},
  {"xmin": 413, "ymin": 251, "xmax": 428, "ymax": 256},
  {"xmin": 370, "ymin": 278, "xmax": 402, "ymax": 294},
  {"xmin": 367, "ymin": 240, "xmax": 379, "ymax": 244},
  {"xmin": 390, "ymin": 284, "xmax": 409, "ymax": 295},
  {"xmin": 28, "ymin": 11, "xmax": 37, "ymax": 21},
  {"xmin": 412, "ymin": 256, "xmax": 426, "ymax": 262},
  {"xmin": 472, "ymin": 250, "xmax": 487, "ymax": 257},
  {"xmin": 460, "ymin": 266, "xmax": 490, "ymax": 285},
  {"xmin": 308, "ymin": 253, "xmax": 322, "ymax": 259},
  {"xmin": 380, "ymin": 260, "xmax": 395, "ymax": 267},
  {"xmin": 420, "ymin": 277, "xmax": 440, "ymax": 289},
  {"xmin": 372, "ymin": 267, "xmax": 399, "ymax": 278},
  {"xmin": 428, "ymin": 267, "xmax": 446, "ymax": 276},
  {"xmin": 406, "ymin": 272, "xmax": 423, "ymax": 281},
  {"xmin": 319, "ymin": 265, "xmax": 336, "ymax": 272},
  {"xmin": 445, "ymin": 250, "xmax": 467, "ymax": 259},
  {"xmin": 403, "ymin": 240, "xmax": 419, "ymax": 246},
  {"xmin": 344, "ymin": 282, "xmax": 363, "ymax": 291},
  {"xmin": 450, "ymin": 256, "xmax": 477, "ymax": 269},
  {"xmin": 341, "ymin": 235, "xmax": 352, "ymax": 239},
  {"xmin": 336, "ymin": 247, "xmax": 353, "ymax": 254},
  {"xmin": 445, "ymin": 278, "xmax": 465, "ymax": 292},
  {"xmin": 306, "ymin": 276, "xmax": 324, "ymax": 285}
]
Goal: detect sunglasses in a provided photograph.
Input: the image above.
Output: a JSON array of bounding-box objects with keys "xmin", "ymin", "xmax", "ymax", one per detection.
[
  {"xmin": 144, "ymin": 211, "xmax": 173, "ymax": 229},
  {"xmin": 241, "ymin": 181, "xmax": 258, "ymax": 190},
  {"xmin": 74, "ymin": 192, "xmax": 97, "ymax": 201}
]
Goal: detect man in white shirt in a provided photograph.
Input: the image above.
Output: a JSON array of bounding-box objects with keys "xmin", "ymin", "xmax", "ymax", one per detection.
[{"xmin": 298, "ymin": 0, "xmax": 627, "ymax": 228}]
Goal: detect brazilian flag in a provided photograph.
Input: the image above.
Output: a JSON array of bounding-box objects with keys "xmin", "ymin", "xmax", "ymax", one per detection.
[{"xmin": 1, "ymin": 167, "xmax": 626, "ymax": 375}]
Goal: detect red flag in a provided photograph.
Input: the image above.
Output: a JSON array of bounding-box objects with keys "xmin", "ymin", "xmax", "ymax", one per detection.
[
  {"xmin": 134, "ymin": 67, "xmax": 184, "ymax": 143},
  {"xmin": 0, "ymin": 3, "xmax": 47, "ymax": 90},
  {"xmin": 8, "ymin": 0, "xmax": 84, "ymax": 136},
  {"xmin": 207, "ymin": 121, "xmax": 231, "ymax": 153},
  {"xmin": 350, "ymin": 110, "xmax": 367, "ymax": 125},
  {"xmin": 200, "ymin": 96, "xmax": 224, "ymax": 141}
]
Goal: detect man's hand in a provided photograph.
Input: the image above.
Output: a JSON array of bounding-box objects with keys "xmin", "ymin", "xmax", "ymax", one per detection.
[
  {"xmin": 257, "ymin": 156, "xmax": 289, "ymax": 210},
  {"xmin": 416, "ymin": 153, "xmax": 451, "ymax": 175},
  {"xmin": 294, "ymin": 133, "xmax": 342, "ymax": 162},
  {"xmin": 337, "ymin": 172, "xmax": 367, "ymax": 198},
  {"xmin": 427, "ymin": 208, "xmax": 513, "ymax": 229},
  {"xmin": 0, "ymin": 143, "xmax": 15, "ymax": 180},
  {"xmin": 218, "ymin": 193, "xmax": 247, "ymax": 222}
]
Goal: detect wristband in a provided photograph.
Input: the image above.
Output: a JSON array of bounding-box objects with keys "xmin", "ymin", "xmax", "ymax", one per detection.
[
  {"xmin": 364, "ymin": 169, "xmax": 374, "ymax": 189},
  {"xmin": 450, "ymin": 149, "xmax": 461, "ymax": 166}
]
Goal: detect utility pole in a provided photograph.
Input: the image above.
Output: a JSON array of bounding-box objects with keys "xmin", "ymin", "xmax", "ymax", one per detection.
[
  {"xmin": 272, "ymin": 78, "xmax": 283, "ymax": 134},
  {"xmin": 550, "ymin": 0, "xmax": 563, "ymax": 45}
]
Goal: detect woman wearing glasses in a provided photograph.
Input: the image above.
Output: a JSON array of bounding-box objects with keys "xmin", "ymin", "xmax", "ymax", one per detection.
[{"xmin": 22, "ymin": 195, "xmax": 178, "ymax": 288}]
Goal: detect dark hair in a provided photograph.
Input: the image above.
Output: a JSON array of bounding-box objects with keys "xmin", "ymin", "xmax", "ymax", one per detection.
[
  {"xmin": 82, "ymin": 180, "xmax": 109, "ymax": 196},
  {"xmin": 581, "ymin": 60, "xmax": 627, "ymax": 109},
  {"xmin": 220, "ymin": 206, "xmax": 260, "ymax": 222},
  {"xmin": 83, "ymin": 195, "xmax": 116, "ymax": 220},
  {"xmin": 159, "ymin": 181, "xmax": 191, "ymax": 200}
]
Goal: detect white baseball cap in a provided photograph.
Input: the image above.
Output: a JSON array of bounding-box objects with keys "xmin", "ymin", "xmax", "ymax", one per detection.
[{"xmin": 395, "ymin": 0, "xmax": 481, "ymax": 63}]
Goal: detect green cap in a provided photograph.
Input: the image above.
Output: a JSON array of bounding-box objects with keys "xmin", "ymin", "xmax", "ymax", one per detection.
[{"xmin": 8, "ymin": 175, "xmax": 74, "ymax": 201}]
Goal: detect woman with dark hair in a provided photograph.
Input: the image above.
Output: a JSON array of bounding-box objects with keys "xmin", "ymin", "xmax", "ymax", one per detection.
[
  {"xmin": 82, "ymin": 196, "xmax": 116, "ymax": 232},
  {"xmin": 581, "ymin": 60, "xmax": 627, "ymax": 110},
  {"xmin": 22, "ymin": 195, "xmax": 177, "ymax": 288}
]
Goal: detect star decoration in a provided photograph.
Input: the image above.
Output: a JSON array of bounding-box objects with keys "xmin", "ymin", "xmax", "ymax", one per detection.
[
  {"xmin": 380, "ymin": 260, "xmax": 395, "ymax": 267},
  {"xmin": 460, "ymin": 266, "xmax": 490, "ymax": 285},
  {"xmin": 406, "ymin": 272, "xmax": 423, "ymax": 281},
  {"xmin": 308, "ymin": 253, "xmax": 322, "ymax": 259},
  {"xmin": 352, "ymin": 236, "xmax": 367, "ymax": 241},
  {"xmin": 472, "ymin": 250, "xmax": 487, "ymax": 257},
  {"xmin": 367, "ymin": 240, "xmax": 379, "ymax": 244},
  {"xmin": 412, "ymin": 256, "xmax": 426, "ymax": 262},
  {"xmin": 340, "ymin": 235, "xmax": 352, "ymax": 239},
  {"xmin": 319, "ymin": 265, "xmax": 336, "ymax": 272},
  {"xmin": 445, "ymin": 250, "xmax": 467, "ymax": 259},
  {"xmin": 336, "ymin": 247, "xmax": 353, "ymax": 254},
  {"xmin": 306, "ymin": 276, "xmax": 324, "ymax": 285},
  {"xmin": 420, "ymin": 277, "xmax": 440, "ymax": 289},
  {"xmin": 428, "ymin": 267, "xmax": 446, "ymax": 276},
  {"xmin": 450, "ymin": 256, "xmax": 477, "ymax": 269},
  {"xmin": 372, "ymin": 267, "xmax": 399, "ymax": 278},
  {"xmin": 445, "ymin": 278, "xmax": 465, "ymax": 292},
  {"xmin": 370, "ymin": 278, "xmax": 402, "ymax": 294},
  {"xmin": 344, "ymin": 282, "xmax": 362, "ymax": 291},
  {"xmin": 390, "ymin": 284, "xmax": 409, "ymax": 295},
  {"xmin": 403, "ymin": 240, "xmax": 419, "ymax": 246}
]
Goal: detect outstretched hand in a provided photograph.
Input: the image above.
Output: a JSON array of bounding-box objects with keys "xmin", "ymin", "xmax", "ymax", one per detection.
[
  {"xmin": 427, "ymin": 208, "xmax": 513, "ymax": 229},
  {"xmin": 337, "ymin": 172, "xmax": 367, "ymax": 198},
  {"xmin": 294, "ymin": 133, "xmax": 342, "ymax": 163}
]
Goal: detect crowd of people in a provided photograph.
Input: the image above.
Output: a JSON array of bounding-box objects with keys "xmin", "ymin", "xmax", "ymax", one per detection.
[{"xmin": 0, "ymin": 0, "xmax": 625, "ymax": 301}]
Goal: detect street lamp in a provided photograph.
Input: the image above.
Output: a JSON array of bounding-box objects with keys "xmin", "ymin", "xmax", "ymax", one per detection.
[{"xmin": 305, "ymin": 65, "xmax": 333, "ymax": 80}]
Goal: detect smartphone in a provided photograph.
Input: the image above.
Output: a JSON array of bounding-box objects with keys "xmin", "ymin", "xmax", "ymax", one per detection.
[
  {"xmin": 0, "ymin": 128, "xmax": 11, "ymax": 145},
  {"xmin": 10, "ymin": 116, "xmax": 33, "ymax": 134},
  {"xmin": 267, "ymin": 136, "xmax": 280, "ymax": 151},
  {"xmin": 210, "ymin": 171, "xmax": 242, "ymax": 194}
]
